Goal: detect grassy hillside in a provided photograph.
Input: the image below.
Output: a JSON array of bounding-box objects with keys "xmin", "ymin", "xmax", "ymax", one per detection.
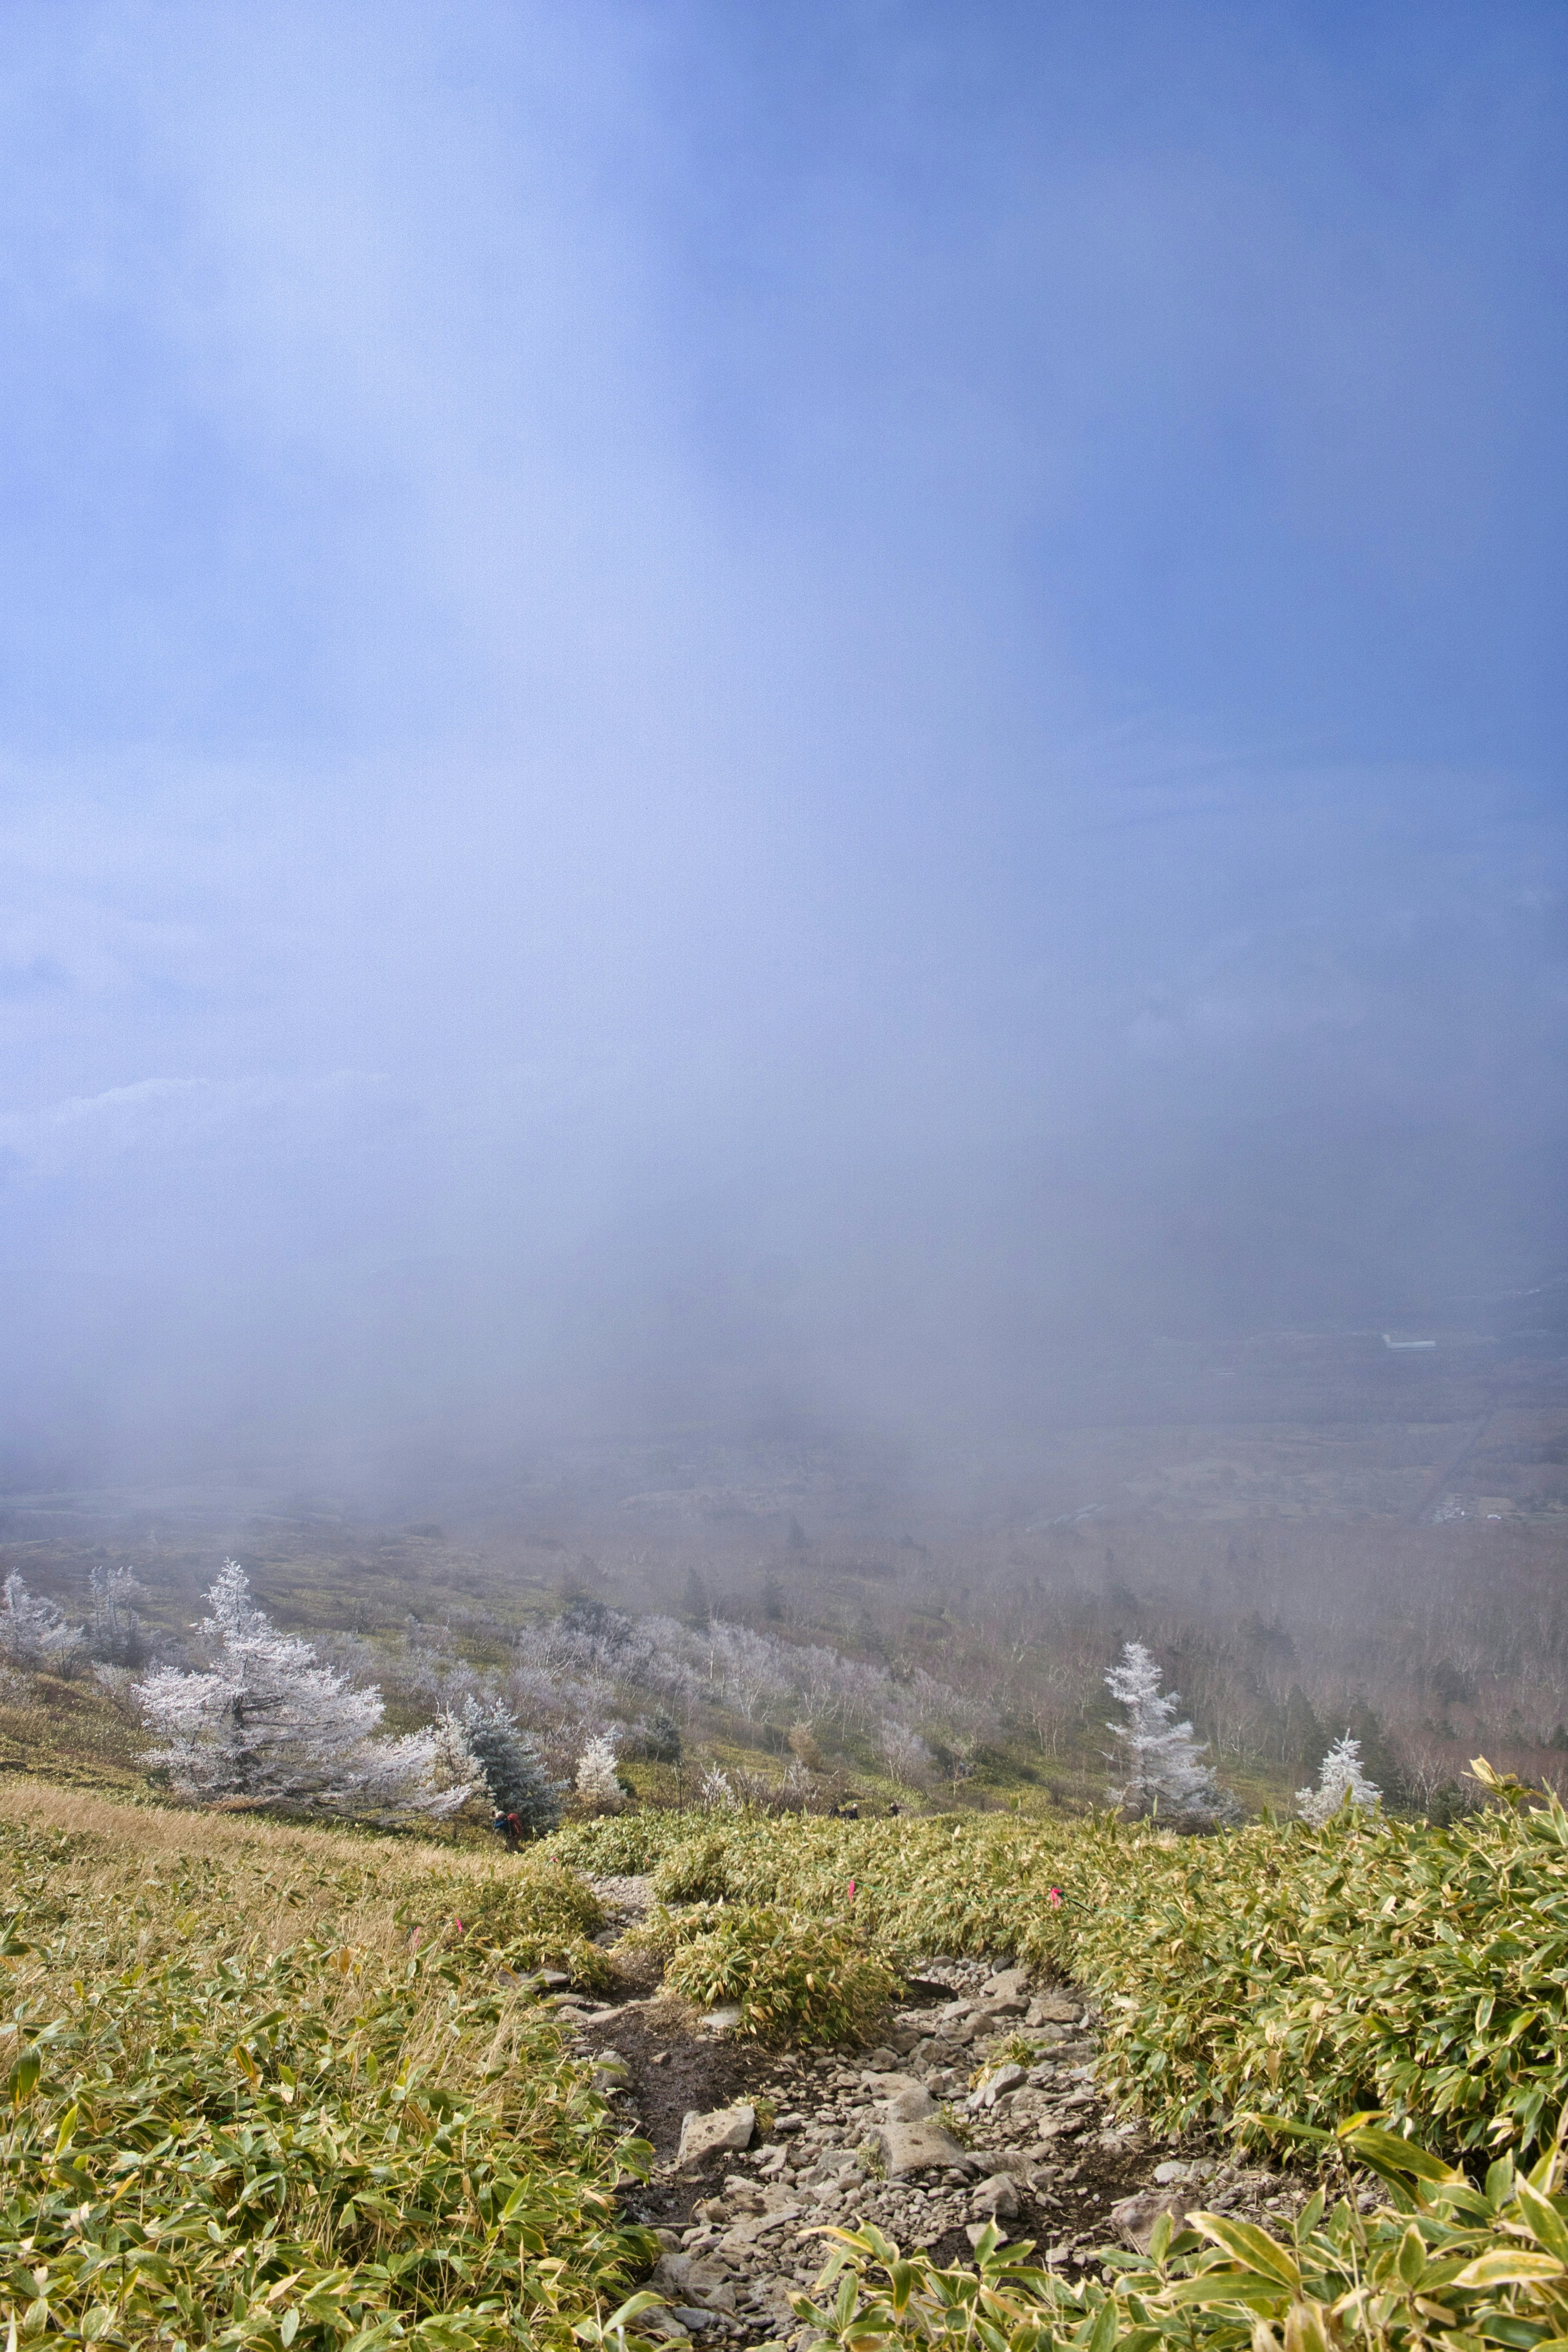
[
  {"xmin": 0, "ymin": 1783, "xmax": 653, "ymax": 2347},
  {"xmin": 559, "ymin": 1783, "xmax": 1568, "ymax": 2161},
  {"xmin": 7, "ymin": 1768, "xmax": 1568, "ymax": 2348}
]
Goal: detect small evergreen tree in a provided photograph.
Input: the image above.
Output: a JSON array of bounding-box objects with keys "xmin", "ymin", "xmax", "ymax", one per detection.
[
  {"xmin": 1105, "ymin": 1640, "xmax": 1231, "ymax": 1827},
  {"xmin": 438, "ymin": 1693, "xmax": 562, "ymax": 1837},
  {"xmin": 0, "ymin": 1572, "xmax": 82, "ymax": 1673},
  {"xmin": 644, "ymin": 1708, "xmax": 682, "ymax": 1765},
  {"xmin": 575, "ymin": 1731, "xmax": 624, "ymax": 1812},
  {"xmin": 135, "ymin": 1562, "xmax": 475, "ymax": 1823},
  {"xmin": 1296, "ymin": 1731, "xmax": 1382, "ymax": 1826}
]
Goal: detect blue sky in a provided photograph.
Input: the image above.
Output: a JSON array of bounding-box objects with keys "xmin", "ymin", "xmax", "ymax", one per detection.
[{"xmin": 0, "ymin": 2, "xmax": 1562, "ymax": 1483}]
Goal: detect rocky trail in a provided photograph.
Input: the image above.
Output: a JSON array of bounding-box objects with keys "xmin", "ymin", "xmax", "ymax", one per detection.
[{"xmin": 552, "ymin": 1875, "xmax": 1313, "ymax": 2345}]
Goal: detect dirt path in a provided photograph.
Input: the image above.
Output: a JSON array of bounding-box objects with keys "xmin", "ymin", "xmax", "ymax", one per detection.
[{"xmin": 559, "ymin": 1884, "xmax": 1310, "ymax": 2345}]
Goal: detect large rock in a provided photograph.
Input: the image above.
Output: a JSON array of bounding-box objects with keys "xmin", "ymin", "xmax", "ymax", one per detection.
[
  {"xmin": 986, "ymin": 1968, "xmax": 1030, "ymax": 2002},
  {"xmin": 641, "ymin": 2312, "xmax": 690, "ymax": 2340},
  {"xmin": 718, "ymin": 2175, "xmax": 765, "ymax": 2212},
  {"xmin": 968, "ymin": 2062, "xmax": 1027, "ymax": 2110},
  {"xmin": 884, "ymin": 2083, "xmax": 936, "ymax": 2121},
  {"xmin": 971, "ymin": 2174, "xmax": 1020, "ymax": 2218},
  {"xmin": 878, "ymin": 2117, "xmax": 975, "ymax": 2177},
  {"xmin": 1109, "ymin": 2187, "xmax": 1195, "ymax": 2254},
  {"xmin": 677, "ymin": 2104, "xmax": 756, "ymax": 2167}
]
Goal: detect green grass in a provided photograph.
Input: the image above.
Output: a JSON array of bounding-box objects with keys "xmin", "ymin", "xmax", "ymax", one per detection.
[
  {"xmin": 0, "ymin": 1782, "xmax": 653, "ymax": 2348},
  {"xmin": 556, "ymin": 1783, "xmax": 1568, "ymax": 2162},
  {"xmin": 799, "ymin": 2135, "xmax": 1568, "ymax": 2352},
  {"xmin": 646, "ymin": 1902, "xmax": 900, "ymax": 2045},
  {"xmin": 12, "ymin": 1762, "xmax": 1568, "ymax": 2352}
]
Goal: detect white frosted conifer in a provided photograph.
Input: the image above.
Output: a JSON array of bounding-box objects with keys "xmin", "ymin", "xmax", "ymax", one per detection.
[
  {"xmin": 575, "ymin": 1731, "xmax": 625, "ymax": 1812},
  {"xmin": 1296, "ymin": 1732, "xmax": 1381, "ymax": 1826},
  {"xmin": 134, "ymin": 1561, "xmax": 475, "ymax": 1822},
  {"xmin": 0, "ymin": 1572, "xmax": 82, "ymax": 1672},
  {"xmin": 1105, "ymin": 1640, "xmax": 1229, "ymax": 1826}
]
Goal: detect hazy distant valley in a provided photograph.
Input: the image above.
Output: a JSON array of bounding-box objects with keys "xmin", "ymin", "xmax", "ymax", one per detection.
[{"xmin": 4, "ymin": 1288, "xmax": 1564, "ymax": 1825}]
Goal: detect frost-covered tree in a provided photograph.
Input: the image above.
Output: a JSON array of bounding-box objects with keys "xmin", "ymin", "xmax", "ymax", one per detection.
[
  {"xmin": 85, "ymin": 1565, "xmax": 146, "ymax": 1666},
  {"xmin": 1105, "ymin": 1641, "xmax": 1231, "ymax": 1827},
  {"xmin": 0, "ymin": 1572, "xmax": 83, "ymax": 1673},
  {"xmin": 880, "ymin": 1718, "xmax": 932, "ymax": 1789},
  {"xmin": 438, "ymin": 1693, "xmax": 563, "ymax": 1838},
  {"xmin": 698, "ymin": 1764, "xmax": 737, "ymax": 1811},
  {"xmin": 135, "ymin": 1561, "xmax": 476, "ymax": 1823},
  {"xmin": 575, "ymin": 1731, "xmax": 624, "ymax": 1812},
  {"xmin": 1296, "ymin": 1732, "xmax": 1381, "ymax": 1826}
]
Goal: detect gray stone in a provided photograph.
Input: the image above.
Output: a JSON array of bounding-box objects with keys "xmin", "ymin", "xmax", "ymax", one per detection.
[
  {"xmin": 677, "ymin": 2105, "xmax": 757, "ymax": 2167},
  {"xmin": 968, "ymin": 2062, "xmax": 1027, "ymax": 2110},
  {"xmin": 966, "ymin": 2221, "xmax": 1007, "ymax": 2248},
  {"xmin": 884, "ymin": 2084, "xmax": 937, "ymax": 2121},
  {"xmin": 986, "ymin": 1969, "xmax": 1030, "ymax": 2001},
  {"xmin": 699, "ymin": 2005, "xmax": 744, "ymax": 2034},
  {"xmin": 862, "ymin": 2047, "xmax": 899, "ymax": 2071},
  {"xmin": 672, "ymin": 2309, "xmax": 721, "ymax": 2332},
  {"xmin": 1029, "ymin": 1995, "xmax": 1079, "ymax": 2024},
  {"xmin": 878, "ymin": 2118, "xmax": 976, "ymax": 2177},
  {"xmin": 1153, "ymin": 2160, "xmax": 1195, "ymax": 2185},
  {"xmin": 972, "ymin": 2174, "xmax": 1020, "ymax": 2218},
  {"xmin": 1109, "ymin": 2187, "xmax": 1194, "ymax": 2254},
  {"xmin": 719, "ymin": 2175, "xmax": 765, "ymax": 2211}
]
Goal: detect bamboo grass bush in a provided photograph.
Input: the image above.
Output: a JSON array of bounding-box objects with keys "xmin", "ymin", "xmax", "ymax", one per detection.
[
  {"xmin": 0, "ymin": 1792, "xmax": 653, "ymax": 2347},
  {"xmin": 557, "ymin": 1770, "xmax": 1568, "ymax": 2159},
  {"xmin": 644, "ymin": 1902, "xmax": 900, "ymax": 2043},
  {"xmin": 795, "ymin": 2123, "xmax": 1568, "ymax": 2352}
]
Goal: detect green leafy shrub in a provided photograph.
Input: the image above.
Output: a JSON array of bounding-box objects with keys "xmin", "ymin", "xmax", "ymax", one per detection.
[
  {"xmin": 0, "ymin": 1796, "xmax": 652, "ymax": 2347},
  {"xmin": 553, "ymin": 1775, "xmax": 1568, "ymax": 2160},
  {"xmin": 552, "ymin": 1812, "xmax": 687, "ymax": 1875},
  {"xmin": 795, "ymin": 2124, "xmax": 1568, "ymax": 2352},
  {"xmin": 1025, "ymin": 1786, "xmax": 1568, "ymax": 2157},
  {"xmin": 650, "ymin": 1831, "xmax": 733, "ymax": 1902},
  {"xmin": 403, "ymin": 1856, "xmax": 614, "ymax": 1988},
  {"xmin": 658, "ymin": 1904, "xmax": 900, "ymax": 2044}
]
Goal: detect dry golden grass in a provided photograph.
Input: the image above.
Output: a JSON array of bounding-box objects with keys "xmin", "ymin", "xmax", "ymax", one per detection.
[
  {"xmin": 0, "ymin": 1772, "xmax": 608, "ymax": 1980},
  {"xmin": 0, "ymin": 1775, "xmax": 647, "ymax": 2345}
]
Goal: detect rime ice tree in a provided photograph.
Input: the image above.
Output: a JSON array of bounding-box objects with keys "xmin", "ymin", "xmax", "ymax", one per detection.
[
  {"xmin": 0, "ymin": 1572, "xmax": 82, "ymax": 1673},
  {"xmin": 575, "ymin": 1731, "xmax": 625, "ymax": 1813},
  {"xmin": 1296, "ymin": 1732, "xmax": 1381, "ymax": 1826},
  {"xmin": 1105, "ymin": 1640, "xmax": 1230, "ymax": 1827},
  {"xmin": 85, "ymin": 1566, "xmax": 146, "ymax": 1666},
  {"xmin": 439, "ymin": 1693, "xmax": 563, "ymax": 1838},
  {"xmin": 880, "ymin": 1718, "xmax": 932, "ymax": 1790},
  {"xmin": 135, "ymin": 1561, "xmax": 476, "ymax": 1823}
]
